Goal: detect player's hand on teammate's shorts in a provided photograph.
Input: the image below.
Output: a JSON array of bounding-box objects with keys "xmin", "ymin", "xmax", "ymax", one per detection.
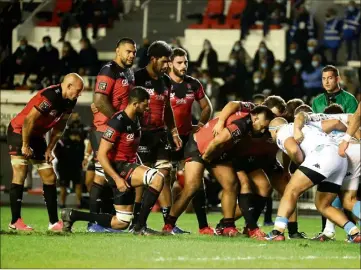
[
  {"xmin": 293, "ymin": 128, "xmax": 304, "ymax": 144},
  {"xmin": 90, "ymin": 103, "xmax": 99, "ymax": 114},
  {"xmin": 212, "ymin": 120, "xmax": 225, "ymax": 136},
  {"xmin": 45, "ymin": 149, "xmax": 55, "ymax": 164},
  {"xmin": 338, "ymin": 140, "xmax": 349, "ymax": 157},
  {"xmin": 115, "ymin": 177, "xmax": 130, "ymax": 193},
  {"xmin": 173, "ymin": 135, "xmax": 183, "ymax": 151},
  {"xmin": 21, "ymin": 146, "xmax": 33, "ymax": 158},
  {"xmin": 82, "ymin": 159, "xmax": 89, "ymax": 169}
]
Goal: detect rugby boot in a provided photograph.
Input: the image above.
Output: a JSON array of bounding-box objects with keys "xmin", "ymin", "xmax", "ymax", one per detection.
[
  {"xmin": 248, "ymin": 228, "xmax": 267, "ymax": 240},
  {"xmin": 199, "ymin": 226, "xmax": 215, "ymax": 235},
  {"xmin": 311, "ymin": 232, "xmax": 335, "ymax": 242},
  {"xmin": 266, "ymin": 230, "xmax": 285, "ymax": 241},
  {"xmin": 133, "ymin": 225, "xmax": 169, "ymax": 236},
  {"xmin": 87, "ymin": 223, "xmax": 108, "ymax": 233},
  {"xmin": 9, "ymin": 218, "xmax": 33, "ymax": 231},
  {"xmin": 48, "ymin": 220, "xmax": 63, "ymax": 232},
  {"xmin": 60, "ymin": 208, "xmax": 74, "ymax": 232},
  {"xmin": 346, "ymin": 232, "xmax": 361, "ymax": 243},
  {"xmin": 288, "ymin": 231, "xmax": 308, "ymax": 239}
]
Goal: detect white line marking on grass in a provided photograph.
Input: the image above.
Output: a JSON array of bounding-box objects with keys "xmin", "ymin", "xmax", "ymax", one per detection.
[{"xmin": 153, "ymin": 255, "xmax": 360, "ymax": 262}]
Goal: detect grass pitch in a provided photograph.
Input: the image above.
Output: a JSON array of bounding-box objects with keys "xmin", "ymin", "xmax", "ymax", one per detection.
[{"xmin": 0, "ymin": 206, "xmax": 360, "ymax": 268}]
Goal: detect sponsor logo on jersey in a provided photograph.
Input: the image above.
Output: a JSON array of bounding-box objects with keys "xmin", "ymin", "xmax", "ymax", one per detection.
[
  {"xmin": 126, "ymin": 126, "xmax": 132, "ymax": 132},
  {"xmin": 122, "ymin": 79, "xmax": 129, "ymax": 86},
  {"xmin": 98, "ymin": 82, "xmax": 107, "ymax": 91},
  {"xmin": 313, "ymin": 163, "xmax": 320, "ymax": 169},
  {"xmin": 138, "ymin": 146, "xmax": 149, "ymax": 153},
  {"xmin": 145, "ymin": 81, "xmax": 152, "ymax": 87},
  {"xmin": 126, "ymin": 133, "xmax": 134, "ymax": 141},
  {"xmin": 176, "ymin": 98, "xmax": 187, "ymax": 104},
  {"xmin": 38, "ymin": 100, "xmax": 51, "ymax": 112},
  {"xmin": 346, "ymin": 172, "xmax": 352, "ymax": 177},
  {"xmin": 146, "ymin": 88, "xmax": 155, "ymax": 95},
  {"xmin": 49, "ymin": 110, "xmax": 57, "ymax": 116},
  {"xmin": 170, "ymin": 92, "xmax": 175, "ymax": 99},
  {"xmin": 55, "ymin": 88, "xmax": 61, "ymax": 94},
  {"xmin": 103, "ymin": 128, "xmax": 115, "ymax": 139},
  {"xmin": 186, "ymin": 93, "xmax": 194, "ymax": 99}
]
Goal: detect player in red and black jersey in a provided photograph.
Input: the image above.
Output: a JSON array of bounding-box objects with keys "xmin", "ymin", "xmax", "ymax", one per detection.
[
  {"xmin": 132, "ymin": 41, "xmax": 182, "ymax": 229},
  {"xmin": 164, "ymin": 48, "xmax": 213, "ymax": 234},
  {"xmin": 7, "ymin": 73, "xmax": 84, "ymax": 231},
  {"xmin": 88, "ymin": 38, "xmax": 136, "ymax": 224},
  {"xmin": 164, "ymin": 105, "xmax": 274, "ymax": 236},
  {"xmin": 61, "ymin": 87, "xmax": 168, "ymax": 235}
]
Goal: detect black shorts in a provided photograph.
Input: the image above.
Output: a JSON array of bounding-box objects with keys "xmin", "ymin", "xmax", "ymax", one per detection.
[
  {"xmin": 233, "ymin": 155, "xmax": 283, "ymax": 175},
  {"xmin": 87, "ymin": 158, "xmax": 95, "ymax": 171},
  {"xmin": 105, "ymin": 160, "xmax": 140, "ymax": 206},
  {"xmin": 7, "ymin": 124, "xmax": 47, "ymax": 161},
  {"xmin": 57, "ymin": 164, "xmax": 82, "ymax": 187},
  {"xmin": 168, "ymin": 133, "xmax": 189, "ymax": 164},
  {"xmin": 89, "ymin": 130, "xmax": 102, "ymax": 157},
  {"xmin": 137, "ymin": 129, "xmax": 170, "ymax": 165}
]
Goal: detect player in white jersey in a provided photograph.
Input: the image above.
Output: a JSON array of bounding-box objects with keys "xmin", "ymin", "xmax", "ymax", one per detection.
[
  {"xmin": 266, "ymin": 117, "xmax": 361, "ymax": 243},
  {"xmin": 339, "ymin": 102, "xmax": 361, "ymax": 156},
  {"xmin": 293, "ymin": 111, "xmax": 361, "ymax": 241}
]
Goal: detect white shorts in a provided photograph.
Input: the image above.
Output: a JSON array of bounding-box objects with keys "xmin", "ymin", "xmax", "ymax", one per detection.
[
  {"xmin": 95, "ymin": 161, "xmax": 105, "ymax": 177},
  {"xmin": 301, "ymin": 144, "xmax": 347, "ymax": 186},
  {"xmin": 341, "ymin": 142, "xmax": 360, "ymax": 191}
]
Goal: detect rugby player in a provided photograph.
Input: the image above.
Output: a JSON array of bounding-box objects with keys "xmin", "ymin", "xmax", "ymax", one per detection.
[
  {"xmin": 88, "ymin": 38, "xmax": 136, "ymax": 231},
  {"xmin": 132, "ymin": 41, "xmax": 182, "ymax": 230},
  {"xmin": 61, "ymin": 87, "xmax": 168, "ymax": 235},
  {"xmin": 266, "ymin": 117, "xmax": 361, "ymax": 243},
  {"xmin": 7, "ymin": 73, "xmax": 84, "ymax": 231},
  {"xmin": 164, "ymin": 47, "xmax": 213, "ymax": 234}
]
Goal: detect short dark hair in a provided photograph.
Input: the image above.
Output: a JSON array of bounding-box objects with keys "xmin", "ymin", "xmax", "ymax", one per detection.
[
  {"xmin": 324, "ymin": 103, "xmax": 344, "ymax": 114},
  {"xmin": 262, "ymin": 95, "xmax": 286, "ymax": 115},
  {"xmin": 171, "ymin": 48, "xmax": 187, "ymax": 61},
  {"xmin": 286, "ymin": 98, "xmax": 304, "ymax": 119},
  {"xmin": 252, "ymin": 94, "xmax": 265, "ymax": 104},
  {"xmin": 147, "ymin": 40, "xmax": 172, "ymax": 58},
  {"xmin": 322, "ymin": 65, "xmax": 340, "ymax": 77},
  {"xmin": 116, "ymin": 37, "xmax": 136, "ymax": 48},
  {"xmin": 43, "ymin": 36, "xmax": 51, "ymax": 43},
  {"xmin": 251, "ymin": 105, "xmax": 275, "ymax": 121},
  {"xmin": 129, "ymin": 86, "xmax": 150, "ymax": 103},
  {"xmin": 294, "ymin": 104, "xmax": 313, "ymax": 115}
]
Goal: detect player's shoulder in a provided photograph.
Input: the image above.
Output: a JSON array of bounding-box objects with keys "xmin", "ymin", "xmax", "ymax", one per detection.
[
  {"xmin": 313, "ymin": 93, "xmax": 326, "ymax": 102},
  {"xmin": 341, "ymin": 89, "xmax": 357, "ymax": 99},
  {"xmin": 39, "ymin": 84, "xmax": 62, "ymax": 102},
  {"xmin": 184, "ymin": 75, "xmax": 202, "ymax": 88},
  {"xmin": 134, "ymin": 68, "xmax": 147, "ymax": 78},
  {"xmin": 98, "ymin": 61, "xmax": 118, "ymax": 77},
  {"xmin": 162, "ymin": 73, "xmax": 172, "ymax": 84},
  {"xmin": 108, "ymin": 111, "xmax": 126, "ymax": 128}
]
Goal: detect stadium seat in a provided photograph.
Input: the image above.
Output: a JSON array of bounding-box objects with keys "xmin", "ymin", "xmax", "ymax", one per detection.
[
  {"xmin": 188, "ymin": 0, "xmax": 224, "ymax": 29},
  {"xmin": 223, "ymin": 0, "xmax": 247, "ymax": 29}
]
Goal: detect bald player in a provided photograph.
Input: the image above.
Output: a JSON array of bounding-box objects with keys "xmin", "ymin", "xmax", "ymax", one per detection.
[
  {"xmin": 7, "ymin": 73, "xmax": 84, "ymax": 231},
  {"xmin": 266, "ymin": 117, "xmax": 360, "ymax": 243}
]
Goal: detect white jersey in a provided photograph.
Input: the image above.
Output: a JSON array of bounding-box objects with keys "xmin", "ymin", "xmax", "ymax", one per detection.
[
  {"xmin": 276, "ymin": 123, "xmax": 337, "ymax": 156},
  {"xmin": 307, "ymin": 121, "xmax": 350, "ymax": 143},
  {"xmin": 307, "ymin": 113, "xmax": 350, "ymax": 126}
]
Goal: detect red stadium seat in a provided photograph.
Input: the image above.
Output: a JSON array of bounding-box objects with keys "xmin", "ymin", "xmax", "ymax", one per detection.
[
  {"xmin": 188, "ymin": 0, "xmax": 224, "ymax": 29},
  {"xmin": 224, "ymin": 0, "xmax": 247, "ymax": 28}
]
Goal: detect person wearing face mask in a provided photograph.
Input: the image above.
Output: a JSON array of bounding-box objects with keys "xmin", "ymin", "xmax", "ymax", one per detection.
[
  {"xmin": 231, "ymin": 40, "xmax": 252, "ymax": 68},
  {"xmin": 323, "ymin": 7, "xmax": 343, "ymax": 64},
  {"xmin": 60, "ymin": 42, "xmax": 79, "ymax": 76},
  {"xmin": 342, "ymin": 0, "xmax": 361, "ymax": 61},
  {"xmin": 253, "ymin": 41, "xmax": 275, "ymax": 71},
  {"xmin": 285, "ymin": 59, "xmax": 305, "ymax": 99},
  {"xmin": 34, "ymin": 36, "xmax": 60, "ymax": 88},
  {"xmin": 289, "ymin": 4, "xmax": 317, "ymax": 51},
  {"xmin": 263, "ymin": 0, "xmax": 286, "ymax": 37},
  {"xmin": 301, "ymin": 54, "xmax": 324, "ymax": 102},
  {"xmin": 244, "ymin": 71, "xmax": 269, "ymax": 100},
  {"xmin": 196, "ymin": 39, "xmax": 219, "ymax": 77},
  {"xmin": 306, "ymin": 38, "xmax": 327, "ymax": 66},
  {"xmin": 285, "ymin": 41, "xmax": 308, "ymax": 68},
  {"xmin": 220, "ymin": 53, "xmax": 248, "ymax": 104},
  {"xmin": 3, "ymin": 37, "xmax": 37, "ymax": 88}
]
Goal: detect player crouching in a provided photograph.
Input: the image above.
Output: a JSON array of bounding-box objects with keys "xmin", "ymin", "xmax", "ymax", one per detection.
[{"xmin": 61, "ymin": 87, "xmax": 168, "ymax": 235}]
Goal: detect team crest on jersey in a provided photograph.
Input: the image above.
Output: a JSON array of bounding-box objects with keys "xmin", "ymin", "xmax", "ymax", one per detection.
[
  {"xmin": 186, "ymin": 93, "xmax": 194, "ymax": 99},
  {"xmin": 104, "ymin": 128, "xmax": 115, "ymax": 139},
  {"xmin": 98, "ymin": 82, "xmax": 107, "ymax": 91},
  {"xmin": 39, "ymin": 100, "xmax": 51, "ymax": 111},
  {"xmin": 126, "ymin": 126, "xmax": 132, "ymax": 132},
  {"xmin": 170, "ymin": 92, "xmax": 175, "ymax": 99},
  {"xmin": 146, "ymin": 88, "xmax": 155, "ymax": 95},
  {"xmin": 122, "ymin": 79, "xmax": 129, "ymax": 86},
  {"xmin": 49, "ymin": 110, "xmax": 57, "ymax": 116}
]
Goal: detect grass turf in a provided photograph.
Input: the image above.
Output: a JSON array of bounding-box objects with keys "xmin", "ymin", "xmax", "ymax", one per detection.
[{"xmin": 0, "ymin": 206, "xmax": 360, "ymax": 268}]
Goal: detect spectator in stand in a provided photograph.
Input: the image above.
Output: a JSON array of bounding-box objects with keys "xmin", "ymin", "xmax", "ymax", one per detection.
[
  {"xmin": 284, "ymin": 58, "xmax": 305, "ymax": 100},
  {"xmin": 253, "ymin": 41, "xmax": 275, "ymax": 71},
  {"xmin": 59, "ymin": 42, "xmax": 79, "ymax": 76},
  {"xmin": 323, "ymin": 7, "xmax": 343, "ymax": 64},
  {"xmin": 341, "ymin": 70, "xmax": 360, "ymax": 97},
  {"xmin": 59, "ymin": 0, "xmax": 93, "ymax": 42},
  {"xmin": 170, "ymin": 37, "xmax": 190, "ymax": 60},
  {"xmin": 244, "ymin": 70, "xmax": 270, "ymax": 100},
  {"xmin": 0, "ymin": 0, "xmax": 21, "ymax": 49},
  {"xmin": 289, "ymin": 4, "xmax": 317, "ymax": 50},
  {"xmin": 78, "ymin": 37, "xmax": 99, "ymax": 79},
  {"xmin": 263, "ymin": 0, "xmax": 287, "ymax": 37},
  {"xmin": 342, "ymin": 0, "xmax": 361, "ymax": 61},
  {"xmin": 272, "ymin": 60, "xmax": 284, "ymax": 74},
  {"xmin": 271, "ymin": 71, "xmax": 291, "ymax": 101},
  {"xmin": 285, "ymin": 41, "xmax": 308, "ymax": 67},
  {"xmin": 199, "ymin": 69, "xmax": 220, "ymax": 111},
  {"xmin": 2, "ymin": 37, "xmax": 37, "ymax": 88},
  {"xmin": 196, "ymin": 39, "xmax": 219, "ymax": 77},
  {"xmin": 136, "ymin": 38, "xmax": 151, "ymax": 69},
  {"xmin": 252, "ymin": 93, "xmax": 265, "ymax": 105},
  {"xmin": 301, "ymin": 54, "xmax": 324, "ymax": 102},
  {"xmin": 220, "ymin": 52, "xmax": 248, "ymax": 103},
  {"xmin": 34, "ymin": 36, "xmax": 59, "ymax": 87},
  {"xmin": 240, "ymin": 0, "xmax": 268, "ymax": 40},
  {"xmin": 306, "ymin": 38, "xmax": 327, "ymax": 66},
  {"xmin": 258, "ymin": 56, "xmax": 273, "ymax": 87},
  {"xmin": 92, "ymin": 0, "xmax": 115, "ymax": 40}
]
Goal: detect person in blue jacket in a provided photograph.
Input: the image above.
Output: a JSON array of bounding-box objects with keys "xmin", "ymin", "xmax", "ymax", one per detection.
[
  {"xmin": 323, "ymin": 7, "xmax": 343, "ymax": 64},
  {"xmin": 343, "ymin": 1, "xmax": 361, "ymax": 61}
]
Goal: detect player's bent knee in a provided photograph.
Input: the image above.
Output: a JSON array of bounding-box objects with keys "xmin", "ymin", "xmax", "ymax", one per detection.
[
  {"xmin": 154, "ymin": 160, "xmax": 172, "ymax": 171},
  {"xmin": 144, "ymin": 168, "xmax": 164, "ymax": 188},
  {"xmin": 115, "ymin": 210, "xmax": 134, "ymax": 229}
]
